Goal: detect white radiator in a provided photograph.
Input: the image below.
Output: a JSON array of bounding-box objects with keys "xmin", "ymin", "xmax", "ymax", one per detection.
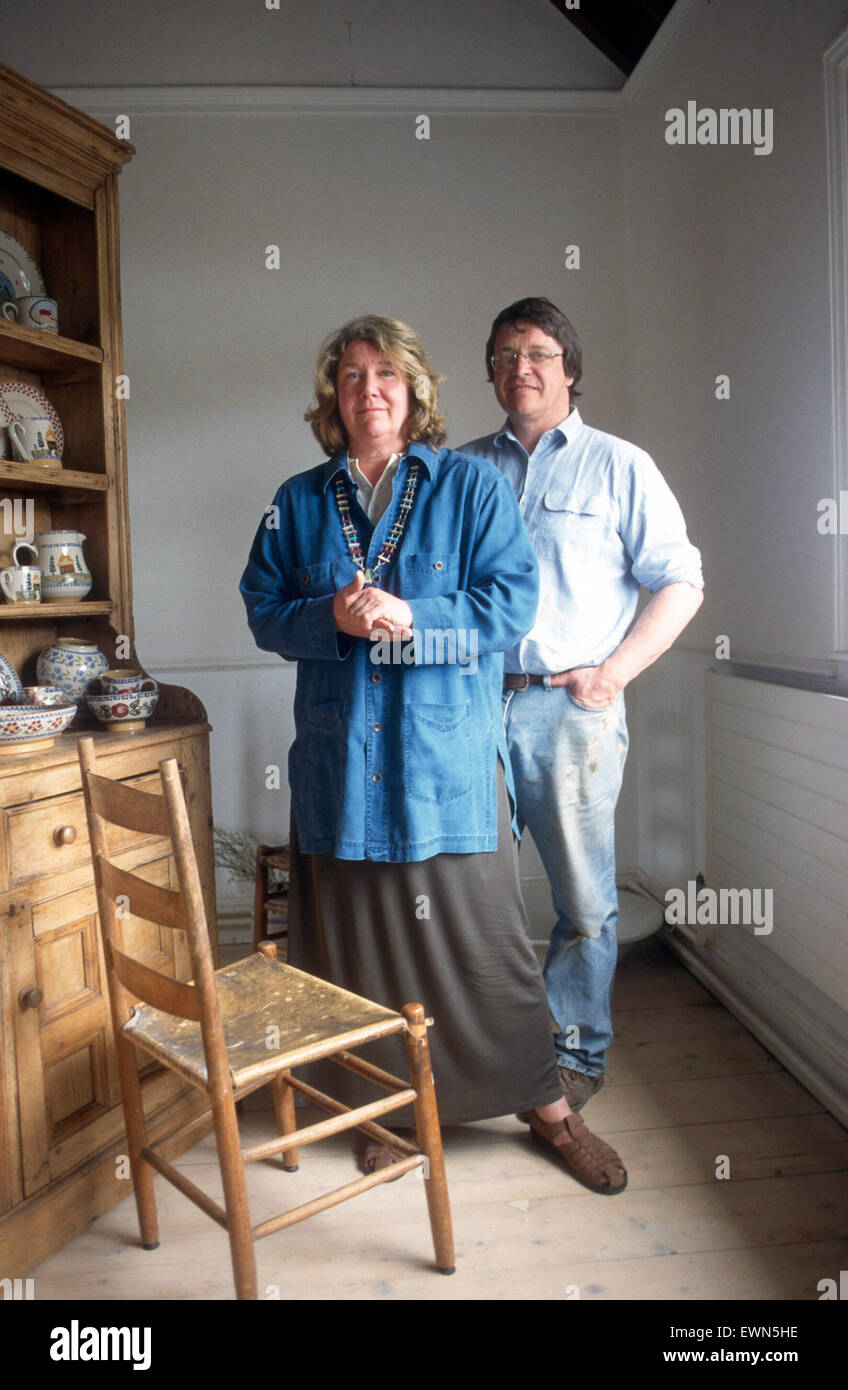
[
  {"xmin": 707, "ymin": 670, "xmax": 848, "ymax": 1010},
  {"xmin": 668, "ymin": 670, "xmax": 848, "ymax": 1122}
]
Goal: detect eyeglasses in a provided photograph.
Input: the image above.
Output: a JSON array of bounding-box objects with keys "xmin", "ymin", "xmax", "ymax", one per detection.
[{"xmin": 490, "ymin": 349, "xmax": 564, "ymax": 371}]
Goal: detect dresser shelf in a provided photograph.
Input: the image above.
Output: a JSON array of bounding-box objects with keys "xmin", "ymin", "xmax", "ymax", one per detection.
[{"xmin": 0, "ymin": 62, "xmax": 217, "ymax": 1278}]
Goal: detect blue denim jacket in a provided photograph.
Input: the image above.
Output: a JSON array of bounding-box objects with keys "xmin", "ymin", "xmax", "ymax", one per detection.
[{"xmin": 240, "ymin": 442, "xmax": 540, "ymax": 861}]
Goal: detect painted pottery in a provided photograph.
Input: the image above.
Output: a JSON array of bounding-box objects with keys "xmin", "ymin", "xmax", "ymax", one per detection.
[
  {"xmin": 100, "ymin": 669, "xmax": 158, "ymax": 698},
  {"xmin": 86, "ymin": 684, "xmax": 158, "ymax": 731},
  {"xmin": 36, "ymin": 638, "xmax": 108, "ymax": 700},
  {"xmin": 34, "ymin": 530, "xmax": 92, "ymax": 602},
  {"xmin": 21, "ymin": 686, "xmax": 68, "ymax": 707}
]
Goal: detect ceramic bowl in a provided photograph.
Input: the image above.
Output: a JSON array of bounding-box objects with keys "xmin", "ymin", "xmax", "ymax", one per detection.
[
  {"xmin": 86, "ymin": 686, "xmax": 159, "ymax": 725},
  {"xmin": 0, "ymin": 701, "xmax": 77, "ymax": 743},
  {"xmin": 21, "ymin": 685, "xmax": 68, "ymax": 707}
]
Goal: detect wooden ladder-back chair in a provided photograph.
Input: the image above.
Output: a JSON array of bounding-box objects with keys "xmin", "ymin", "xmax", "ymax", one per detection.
[{"xmin": 77, "ymin": 738, "xmax": 455, "ymax": 1299}]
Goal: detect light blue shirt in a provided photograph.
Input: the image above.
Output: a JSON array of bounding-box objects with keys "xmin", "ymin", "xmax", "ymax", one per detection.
[{"xmin": 462, "ymin": 409, "xmax": 704, "ymax": 674}]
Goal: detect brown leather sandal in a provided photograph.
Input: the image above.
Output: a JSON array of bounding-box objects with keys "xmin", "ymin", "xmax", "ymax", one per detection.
[
  {"xmin": 528, "ymin": 1111, "xmax": 627, "ymax": 1195},
  {"xmin": 362, "ymin": 1139, "xmax": 405, "ymax": 1181}
]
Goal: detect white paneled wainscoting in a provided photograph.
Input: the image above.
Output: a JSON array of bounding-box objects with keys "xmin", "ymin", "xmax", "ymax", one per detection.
[{"xmin": 662, "ymin": 670, "xmax": 848, "ymax": 1127}]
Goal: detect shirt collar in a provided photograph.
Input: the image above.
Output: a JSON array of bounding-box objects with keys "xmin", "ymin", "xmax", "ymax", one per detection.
[
  {"xmin": 322, "ymin": 438, "xmax": 437, "ymax": 490},
  {"xmin": 493, "ymin": 406, "xmax": 583, "ymax": 451}
]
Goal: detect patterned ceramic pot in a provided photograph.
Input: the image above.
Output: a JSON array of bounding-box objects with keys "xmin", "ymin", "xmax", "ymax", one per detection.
[
  {"xmin": 34, "ymin": 530, "xmax": 92, "ymax": 602},
  {"xmin": 86, "ymin": 686, "xmax": 159, "ymax": 724},
  {"xmin": 36, "ymin": 638, "xmax": 108, "ymax": 701}
]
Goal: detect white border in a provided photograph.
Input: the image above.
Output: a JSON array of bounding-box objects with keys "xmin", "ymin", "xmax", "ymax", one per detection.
[{"xmin": 825, "ymin": 28, "xmax": 848, "ymax": 653}]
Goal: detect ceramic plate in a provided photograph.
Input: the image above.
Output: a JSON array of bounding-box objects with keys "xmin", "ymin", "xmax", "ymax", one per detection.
[
  {"xmin": 0, "ymin": 229, "xmax": 46, "ymax": 302},
  {"xmin": 0, "ymin": 380, "xmax": 64, "ymax": 461},
  {"xmin": 0, "ymin": 651, "xmax": 24, "ymax": 703}
]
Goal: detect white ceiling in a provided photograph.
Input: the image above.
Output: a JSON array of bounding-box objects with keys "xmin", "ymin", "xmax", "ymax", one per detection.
[{"xmin": 2, "ymin": 0, "xmax": 623, "ymax": 91}]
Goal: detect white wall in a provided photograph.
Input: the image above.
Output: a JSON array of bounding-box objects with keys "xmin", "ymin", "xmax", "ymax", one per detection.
[
  {"xmin": 111, "ymin": 99, "xmax": 635, "ymax": 917},
  {"xmin": 623, "ymin": 0, "xmax": 848, "ymax": 888},
  {"xmin": 620, "ymin": 0, "xmax": 848, "ymax": 1112}
]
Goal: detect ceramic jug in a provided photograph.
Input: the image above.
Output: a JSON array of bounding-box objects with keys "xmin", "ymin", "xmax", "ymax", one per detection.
[{"xmin": 34, "ymin": 530, "xmax": 92, "ymax": 602}]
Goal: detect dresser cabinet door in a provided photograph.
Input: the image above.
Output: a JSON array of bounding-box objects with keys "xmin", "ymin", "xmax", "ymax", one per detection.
[{"xmin": 8, "ymin": 858, "xmax": 192, "ymax": 1195}]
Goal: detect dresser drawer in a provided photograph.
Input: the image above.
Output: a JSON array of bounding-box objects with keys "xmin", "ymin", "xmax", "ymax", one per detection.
[{"xmin": 5, "ymin": 772, "xmax": 170, "ymax": 888}]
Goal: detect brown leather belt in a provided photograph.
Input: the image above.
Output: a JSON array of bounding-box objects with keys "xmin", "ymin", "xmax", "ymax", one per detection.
[{"xmin": 503, "ymin": 673, "xmax": 546, "ymax": 690}]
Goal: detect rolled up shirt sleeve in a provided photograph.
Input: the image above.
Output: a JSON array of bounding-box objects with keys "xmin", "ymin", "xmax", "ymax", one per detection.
[{"xmin": 619, "ymin": 447, "xmax": 704, "ymax": 594}]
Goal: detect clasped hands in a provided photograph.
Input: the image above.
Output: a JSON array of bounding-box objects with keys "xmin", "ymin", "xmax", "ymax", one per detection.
[{"xmin": 333, "ymin": 569, "xmax": 414, "ymax": 640}]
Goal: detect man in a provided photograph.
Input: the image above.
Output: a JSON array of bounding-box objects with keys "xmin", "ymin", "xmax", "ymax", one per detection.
[{"xmin": 462, "ymin": 297, "xmax": 704, "ymax": 1112}]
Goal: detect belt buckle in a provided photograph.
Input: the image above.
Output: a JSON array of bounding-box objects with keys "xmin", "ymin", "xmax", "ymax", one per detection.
[{"xmin": 516, "ymin": 674, "xmax": 531, "ymax": 691}]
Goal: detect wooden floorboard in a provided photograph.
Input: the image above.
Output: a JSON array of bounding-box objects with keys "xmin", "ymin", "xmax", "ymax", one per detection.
[{"xmin": 27, "ymin": 937, "xmax": 848, "ymax": 1301}]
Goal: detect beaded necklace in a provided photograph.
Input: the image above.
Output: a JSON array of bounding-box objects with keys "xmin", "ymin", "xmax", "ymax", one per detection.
[{"xmin": 334, "ymin": 461, "xmax": 420, "ymax": 586}]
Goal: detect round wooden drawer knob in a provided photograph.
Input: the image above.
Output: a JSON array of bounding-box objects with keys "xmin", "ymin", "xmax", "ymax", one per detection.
[
  {"xmin": 53, "ymin": 825, "xmax": 77, "ymax": 846},
  {"xmin": 19, "ymin": 988, "xmax": 43, "ymax": 1010}
]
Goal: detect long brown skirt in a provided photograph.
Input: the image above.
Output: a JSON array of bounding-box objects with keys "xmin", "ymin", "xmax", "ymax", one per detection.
[{"xmin": 286, "ymin": 767, "xmax": 562, "ymax": 1125}]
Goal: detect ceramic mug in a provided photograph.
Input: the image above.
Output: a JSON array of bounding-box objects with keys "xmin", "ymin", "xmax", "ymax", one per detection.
[
  {"xmin": 2, "ymin": 296, "xmax": 59, "ymax": 332},
  {"xmin": 100, "ymin": 669, "xmax": 158, "ymax": 697},
  {"xmin": 8, "ymin": 415, "xmax": 61, "ymax": 463},
  {"xmin": 1, "ymin": 565, "xmax": 41, "ymax": 603},
  {"xmin": 0, "ymin": 540, "xmax": 41, "ymax": 603}
]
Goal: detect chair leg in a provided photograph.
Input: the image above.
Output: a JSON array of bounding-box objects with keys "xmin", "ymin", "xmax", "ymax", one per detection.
[
  {"xmin": 253, "ymin": 846, "xmax": 270, "ymax": 952},
  {"xmin": 402, "ymin": 1003, "xmax": 456, "ymax": 1274},
  {"xmin": 210, "ymin": 1088, "xmax": 258, "ymax": 1300},
  {"xmin": 271, "ymin": 1072, "xmax": 300, "ymax": 1171},
  {"xmin": 114, "ymin": 1035, "xmax": 160, "ymax": 1250}
]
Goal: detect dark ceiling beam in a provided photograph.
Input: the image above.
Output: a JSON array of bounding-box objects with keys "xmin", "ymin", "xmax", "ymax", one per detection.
[{"xmin": 548, "ymin": 0, "xmax": 677, "ymax": 76}]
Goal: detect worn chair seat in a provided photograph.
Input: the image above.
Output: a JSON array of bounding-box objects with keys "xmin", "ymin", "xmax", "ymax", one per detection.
[
  {"xmin": 77, "ymin": 737, "xmax": 454, "ymax": 1299},
  {"xmin": 124, "ymin": 953, "xmax": 405, "ymax": 1091}
]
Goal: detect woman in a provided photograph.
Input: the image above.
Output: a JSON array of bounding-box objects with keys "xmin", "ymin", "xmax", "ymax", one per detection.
[{"xmin": 239, "ymin": 315, "xmax": 626, "ymax": 1194}]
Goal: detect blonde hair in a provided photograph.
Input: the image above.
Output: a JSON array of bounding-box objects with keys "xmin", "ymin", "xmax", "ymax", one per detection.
[{"xmin": 305, "ymin": 314, "xmax": 447, "ymax": 454}]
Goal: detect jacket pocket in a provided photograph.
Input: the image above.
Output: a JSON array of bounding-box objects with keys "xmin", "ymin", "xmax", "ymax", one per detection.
[
  {"xmin": 295, "ymin": 560, "xmax": 337, "ymax": 597},
  {"xmin": 291, "ymin": 700, "xmax": 346, "ymax": 841},
  {"xmin": 402, "ymin": 552, "xmax": 460, "ymax": 595},
  {"xmin": 402, "ymin": 700, "xmax": 471, "ymax": 802}
]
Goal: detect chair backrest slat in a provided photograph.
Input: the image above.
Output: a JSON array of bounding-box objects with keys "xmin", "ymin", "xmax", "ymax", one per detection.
[
  {"xmin": 98, "ymin": 856, "xmax": 186, "ymax": 932},
  {"xmin": 108, "ymin": 941, "xmax": 201, "ymax": 1020},
  {"xmin": 86, "ymin": 770, "xmax": 171, "ymax": 837},
  {"xmin": 78, "ymin": 737, "xmax": 230, "ymax": 1087}
]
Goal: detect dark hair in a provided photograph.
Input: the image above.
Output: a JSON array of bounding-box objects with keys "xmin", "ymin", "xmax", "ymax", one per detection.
[{"xmin": 485, "ymin": 296, "xmax": 582, "ymax": 399}]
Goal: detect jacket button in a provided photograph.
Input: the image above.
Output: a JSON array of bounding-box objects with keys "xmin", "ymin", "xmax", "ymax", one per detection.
[
  {"xmin": 372, "ymin": 722, "xmax": 382, "ymax": 732},
  {"xmin": 434, "ymin": 560, "xmax": 443, "ymax": 570},
  {"xmin": 371, "ymin": 673, "xmax": 382, "ymax": 683},
  {"xmin": 372, "ymin": 772, "xmax": 382, "ymax": 783}
]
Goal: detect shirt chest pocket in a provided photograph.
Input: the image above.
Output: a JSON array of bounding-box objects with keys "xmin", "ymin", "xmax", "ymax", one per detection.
[
  {"xmin": 402, "ymin": 552, "xmax": 460, "ymax": 595},
  {"xmin": 535, "ymin": 491, "xmax": 612, "ymax": 557},
  {"xmin": 295, "ymin": 560, "xmax": 337, "ymax": 597}
]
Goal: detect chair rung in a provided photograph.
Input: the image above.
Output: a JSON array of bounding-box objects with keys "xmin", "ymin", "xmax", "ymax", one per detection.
[
  {"xmin": 253, "ymin": 1155, "xmax": 425, "ymax": 1240},
  {"xmin": 240, "ymin": 1088, "xmax": 417, "ymax": 1163},
  {"xmin": 285, "ymin": 1073, "xmax": 420, "ymax": 1156},
  {"xmin": 141, "ymin": 1146, "xmax": 228, "ymax": 1228},
  {"xmin": 331, "ymin": 1049, "xmax": 413, "ymax": 1094}
]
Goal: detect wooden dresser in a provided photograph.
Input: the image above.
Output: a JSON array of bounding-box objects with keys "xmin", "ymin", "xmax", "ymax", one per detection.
[{"xmin": 0, "ymin": 66, "xmax": 216, "ymax": 1275}]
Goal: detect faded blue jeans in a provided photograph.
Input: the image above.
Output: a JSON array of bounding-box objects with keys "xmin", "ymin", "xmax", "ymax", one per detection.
[{"xmin": 503, "ymin": 684, "xmax": 629, "ymax": 1078}]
